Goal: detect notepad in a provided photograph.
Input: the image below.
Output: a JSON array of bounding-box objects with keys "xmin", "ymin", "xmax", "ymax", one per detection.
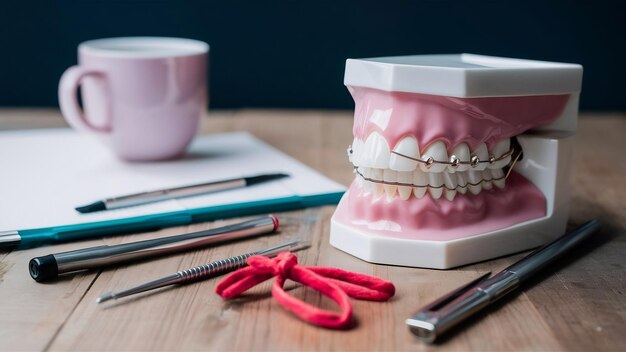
[{"xmin": 0, "ymin": 129, "xmax": 346, "ymax": 232}]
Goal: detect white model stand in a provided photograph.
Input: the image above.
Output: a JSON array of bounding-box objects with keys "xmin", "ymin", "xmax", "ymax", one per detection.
[{"xmin": 330, "ymin": 54, "xmax": 583, "ymax": 269}]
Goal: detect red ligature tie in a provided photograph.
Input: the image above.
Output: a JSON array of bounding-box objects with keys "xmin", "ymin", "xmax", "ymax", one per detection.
[{"xmin": 215, "ymin": 252, "xmax": 396, "ymax": 329}]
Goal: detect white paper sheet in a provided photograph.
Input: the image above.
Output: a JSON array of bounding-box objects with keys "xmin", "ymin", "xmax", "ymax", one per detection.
[{"xmin": 0, "ymin": 129, "xmax": 345, "ymax": 230}]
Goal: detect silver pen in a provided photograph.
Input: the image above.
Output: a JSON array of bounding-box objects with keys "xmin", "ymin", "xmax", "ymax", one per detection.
[
  {"xmin": 406, "ymin": 219, "xmax": 602, "ymax": 343},
  {"xmin": 29, "ymin": 215, "xmax": 279, "ymax": 282},
  {"xmin": 75, "ymin": 173, "xmax": 289, "ymax": 213},
  {"xmin": 96, "ymin": 239, "xmax": 308, "ymax": 303}
]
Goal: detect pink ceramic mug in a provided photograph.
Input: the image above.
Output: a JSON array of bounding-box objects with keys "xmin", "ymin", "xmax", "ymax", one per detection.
[{"xmin": 59, "ymin": 37, "xmax": 208, "ymax": 161}]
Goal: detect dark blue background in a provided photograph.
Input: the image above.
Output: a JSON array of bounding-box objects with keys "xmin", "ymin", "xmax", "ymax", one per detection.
[{"xmin": 1, "ymin": 1, "xmax": 624, "ymax": 110}]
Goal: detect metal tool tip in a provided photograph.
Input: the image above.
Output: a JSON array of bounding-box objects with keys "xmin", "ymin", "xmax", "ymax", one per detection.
[
  {"xmin": 0, "ymin": 230, "xmax": 21, "ymax": 247},
  {"xmin": 245, "ymin": 173, "xmax": 290, "ymax": 186},
  {"xmin": 75, "ymin": 201, "xmax": 106, "ymax": 214},
  {"xmin": 282, "ymin": 240, "xmax": 311, "ymax": 253},
  {"xmin": 293, "ymin": 240, "xmax": 312, "ymax": 251},
  {"xmin": 96, "ymin": 292, "xmax": 117, "ymax": 303}
]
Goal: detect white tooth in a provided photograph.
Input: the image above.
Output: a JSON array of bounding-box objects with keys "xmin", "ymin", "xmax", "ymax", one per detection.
[
  {"xmin": 489, "ymin": 139, "xmax": 511, "ymax": 169},
  {"xmin": 467, "ymin": 170, "xmax": 482, "ymax": 195},
  {"xmin": 397, "ymin": 171, "xmax": 412, "ymax": 200},
  {"xmin": 419, "ymin": 141, "xmax": 448, "ymax": 173},
  {"xmin": 444, "ymin": 189, "xmax": 457, "ymax": 201},
  {"xmin": 448, "ymin": 143, "xmax": 471, "ymax": 172},
  {"xmin": 362, "ymin": 178, "xmax": 372, "ymax": 193},
  {"xmin": 361, "ymin": 167, "xmax": 372, "ymax": 193},
  {"xmin": 371, "ymin": 169, "xmax": 384, "ymax": 198},
  {"xmin": 356, "ymin": 175, "xmax": 364, "ymax": 188},
  {"xmin": 442, "ymin": 173, "xmax": 458, "ymax": 201},
  {"xmin": 383, "ymin": 169, "xmax": 397, "ymax": 198},
  {"xmin": 443, "ymin": 173, "xmax": 458, "ymax": 190},
  {"xmin": 428, "ymin": 173, "xmax": 444, "ymax": 200},
  {"xmin": 355, "ymin": 167, "xmax": 362, "ymax": 182},
  {"xmin": 361, "ymin": 167, "xmax": 370, "ymax": 179},
  {"xmin": 471, "ymin": 143, "xmax": 489, "ymax": 171},
  {"xmin": 456, "ymin": 172, "xmax": 468, "ymax": 194},
  {"xmin": 390, "ymin": 136, "xmax": 420, "ymax": 171},
  {"xmin": 413, "ymin": 170, "xmax": 427, "ymax": 198},
  {"xmin": 351, "ymin": 138, "xmax": 364, "ymax": 166},
  {"xmin": 482, "ymin": 169, "xmax": 493, "ymax": 190},
  {"xmin": 371, "ymin": 168, "xmax": 382, "ymax": 180},
  {"xmin": 362, "ymin": 132, "xmax": 390, "ymax": 168},
  {"xmin": 492, "ymin": 168, "xmax": 506, "ymax": 189},
  {"xmin": 355, "ymin": 167, "xmax": 365, "ymax": 185}
]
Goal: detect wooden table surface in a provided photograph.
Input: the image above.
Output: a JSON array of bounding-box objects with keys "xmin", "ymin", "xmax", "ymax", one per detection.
[{"xmin": 1, "ymin": 109, "xmax": 625, "ymax": 351}]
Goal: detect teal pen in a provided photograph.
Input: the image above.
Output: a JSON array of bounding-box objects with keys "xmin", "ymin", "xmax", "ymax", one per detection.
[
  {"xmin": 0, "ymin": 212, "xmax": 192, "ymax": 249},
  {"xmin": 0, "ymin": 192, "xmax": 345, "ymax": 249}
]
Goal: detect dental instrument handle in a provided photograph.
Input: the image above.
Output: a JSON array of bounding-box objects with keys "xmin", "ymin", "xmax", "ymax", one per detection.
[
  {"xmin": 96, "ymin": 240, "xmax": 307, "ymax": 303},
  {"xmin": 406, "ymin": 219, "xmax": 602, "ymax": 343},
  {"xmin": 503, "ymin": 219, "xmax": 602, "ymax": 283}
]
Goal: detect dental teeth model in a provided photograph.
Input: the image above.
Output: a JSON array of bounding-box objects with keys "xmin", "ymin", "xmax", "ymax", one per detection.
[{"xmin": 330, "ymin": 54, "xmax": 583, "ymax": 269}]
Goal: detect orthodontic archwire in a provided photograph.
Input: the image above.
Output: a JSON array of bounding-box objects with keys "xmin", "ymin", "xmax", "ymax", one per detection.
[{"xmin": 347, "ymin": 138, "xmax": 523, "ymax": 191}]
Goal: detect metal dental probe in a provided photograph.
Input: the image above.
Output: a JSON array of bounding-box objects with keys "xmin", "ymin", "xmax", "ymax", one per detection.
[{"xmin": 96, "ymin": 240, "xmax": 309, "ymax": 303}]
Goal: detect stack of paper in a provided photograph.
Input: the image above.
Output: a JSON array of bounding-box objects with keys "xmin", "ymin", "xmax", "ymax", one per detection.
[{"xmin": 0, "ymin": 130, "xmax": 345, "ymax": 236}]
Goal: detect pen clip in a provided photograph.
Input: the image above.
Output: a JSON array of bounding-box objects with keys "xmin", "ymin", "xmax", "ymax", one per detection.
[
  {"xmin": 406, "ymin": 272, "xmax": 491, "ymax": 343},
  {"xmin": 419, "ymin": 272, "xmax": 491, "ymax": 313}
]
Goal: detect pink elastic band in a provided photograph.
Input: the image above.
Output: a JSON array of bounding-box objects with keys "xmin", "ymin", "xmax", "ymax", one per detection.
[{"xmin": 215, "ymin": 252, "xmax": 396, "ymax": 329}]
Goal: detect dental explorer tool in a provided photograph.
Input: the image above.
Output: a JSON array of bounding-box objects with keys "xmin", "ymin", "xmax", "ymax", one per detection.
[{"xmin": 96, "ymin": 239, "xmax": 309, "ymax": 303}]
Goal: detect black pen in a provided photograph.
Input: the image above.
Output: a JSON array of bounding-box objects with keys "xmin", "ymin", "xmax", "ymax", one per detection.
[
  {"xmin": 76, "ymin": 173, "xmax": 289, "ymax": 213},
  {"xmin": 406, "ymin": 219, "xmax": 602, "ymax": 343}
]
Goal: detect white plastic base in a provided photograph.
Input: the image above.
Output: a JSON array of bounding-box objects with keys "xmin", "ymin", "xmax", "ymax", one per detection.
[{"xmin": 330, "ymin": 209, "xmax": 567, "ymax": 269}]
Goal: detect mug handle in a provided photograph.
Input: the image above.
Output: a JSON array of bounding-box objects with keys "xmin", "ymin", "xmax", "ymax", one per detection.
[{"xmin": 58, "ymin": 66, "xmax": 111, "ymax": 133}]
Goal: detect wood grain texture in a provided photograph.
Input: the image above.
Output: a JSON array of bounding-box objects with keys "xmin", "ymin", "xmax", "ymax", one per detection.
[{"xmin": 0, "ymin": 109, "xmax": 624, "ymax": 351}]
